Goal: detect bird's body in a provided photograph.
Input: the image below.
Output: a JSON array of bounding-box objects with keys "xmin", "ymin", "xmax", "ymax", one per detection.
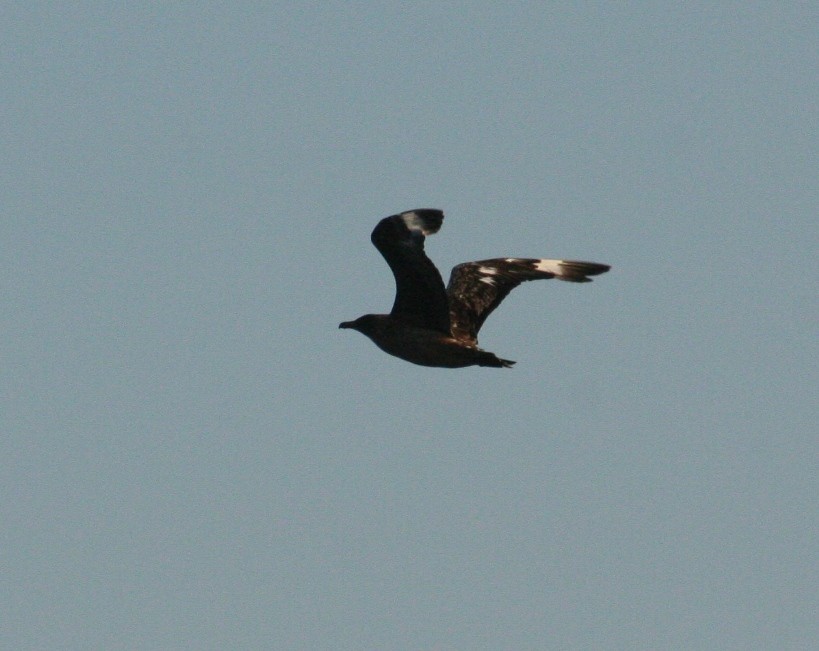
[
  {"xmin": 340, "ymin": 313, "xmax": 513, "ymax": 368},
  {"xmin": 339, "ymin": 209, "xmax": 610, "ymax": 368}
]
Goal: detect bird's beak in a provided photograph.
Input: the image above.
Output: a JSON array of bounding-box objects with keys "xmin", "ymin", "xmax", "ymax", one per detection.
[{"xmin": 339, "ymin": 321, "xmax": 352, "ymax": 329}]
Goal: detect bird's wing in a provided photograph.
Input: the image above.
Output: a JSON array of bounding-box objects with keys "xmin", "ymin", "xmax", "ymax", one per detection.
[
  {"xmin": 447, "ymin": 258, "xmax": 610, "ymax": 344},
  {"xmin": 370, "ymin": 209, "xmax": 451, "ymax": 334}
]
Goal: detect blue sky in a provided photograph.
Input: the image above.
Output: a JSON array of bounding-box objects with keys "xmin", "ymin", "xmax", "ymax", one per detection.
[{"xmin": 2, "ymin": 4, "xmax": 817, "ymax": 649}]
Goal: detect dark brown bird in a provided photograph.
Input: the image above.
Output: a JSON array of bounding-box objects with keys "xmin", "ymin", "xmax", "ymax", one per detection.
[{"xmin": 339, "ymin": 209, "xmax": 610, "ymax": 368}]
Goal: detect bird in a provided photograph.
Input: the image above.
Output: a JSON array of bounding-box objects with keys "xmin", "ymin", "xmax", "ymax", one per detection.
[{"xmin": 339, "ymin": 209, "xmax": 610, "ymax": 368}]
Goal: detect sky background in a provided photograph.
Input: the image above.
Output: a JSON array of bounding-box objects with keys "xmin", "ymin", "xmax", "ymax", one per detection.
[{"xmin": 2, "ymin": 3, "xmax": 817, "ymax": 650}]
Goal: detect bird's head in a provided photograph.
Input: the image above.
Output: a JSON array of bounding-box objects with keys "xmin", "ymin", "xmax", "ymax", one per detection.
[{"xmin": 338, "ymin": 314, "xmax": 383, "ymax": 337}]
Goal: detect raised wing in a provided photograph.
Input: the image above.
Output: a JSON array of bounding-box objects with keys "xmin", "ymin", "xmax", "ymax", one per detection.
[
  {"xmin": 447, "ymin": 258, "xmax": 610, "ymax": 344},
  {"xmin": 370, "ymin": 209, "xmax": 451, "ymax": 334}
]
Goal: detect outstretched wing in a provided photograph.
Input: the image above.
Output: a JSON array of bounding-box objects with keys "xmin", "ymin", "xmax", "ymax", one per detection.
[
  {"xmin": 370, "ymin": 209, "xmax": 451, "ymax": 334},
  {"xmin": 447, "ymin": 258, "xmax": 610, "ymax": 344}
]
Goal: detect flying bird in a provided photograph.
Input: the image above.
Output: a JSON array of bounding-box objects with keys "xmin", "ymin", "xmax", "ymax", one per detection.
[{"xmin": 339, "ymin": 209, "xmax": 610, "ymax": 368}]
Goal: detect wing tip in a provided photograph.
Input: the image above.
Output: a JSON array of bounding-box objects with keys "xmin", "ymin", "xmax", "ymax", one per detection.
[
  {"xmin": 556, "ymin": 260, "xmax": 611, "ymax": 282},
  {"xmin": 399, "ymin": 209, "xmax": 444, "ymax": 235}
]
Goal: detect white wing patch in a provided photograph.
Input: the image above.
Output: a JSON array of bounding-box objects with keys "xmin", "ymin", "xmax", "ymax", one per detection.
[
  {"xmin": 533, "ymin": 259, "xmax": 565, "ymax": 275},
  {"xmin": 478, "ymin": 265, "xmax": 498, "ymax": 287},
  {"xmin": 477, "ymin": 265, "xmax": 498, "ymax": 285},
  {"xmin": 400, "ymin": 211, "xmax": 436, "ymax": 235}
]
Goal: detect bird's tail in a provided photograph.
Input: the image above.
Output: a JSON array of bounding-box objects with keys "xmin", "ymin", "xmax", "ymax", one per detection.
[{"xmin": 477, "ymin": 352, "xmax": 516, "ymax": 368}]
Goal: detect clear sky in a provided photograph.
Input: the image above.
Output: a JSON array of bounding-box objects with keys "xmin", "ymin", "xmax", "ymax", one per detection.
[{"xmin": 2, "ymin": 4, "xmax": 817, "ymax": 650}]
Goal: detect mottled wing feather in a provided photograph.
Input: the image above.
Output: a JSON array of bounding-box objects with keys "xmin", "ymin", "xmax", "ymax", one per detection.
[
  {"xmin": 447, "ymin": 258, "xmax": 610, "ymax": 344},
  {"xmin": 370, "ymin": 209, "xmax": 451, "ymax": 334}
]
